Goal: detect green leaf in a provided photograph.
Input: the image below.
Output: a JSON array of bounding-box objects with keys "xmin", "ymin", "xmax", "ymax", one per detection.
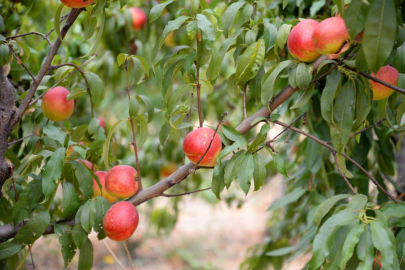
[
  {"xmin": 269, "ymin": 150, "xmax": 288, "ymax": 177},
  {"xmin": 362, "ymin": 0, "xmax": 397, "ymax": 72},
  {"xmin": 186, "ymin": 20, "xmax": 198, "ymax": 39},
  {"xmin": 86, "ymin": 72, "xmax": 105, "ymax": 109},
  {"xmin": 219, "ymin": 28, "xmax": 244, "ymax": 58},
  {"xmin": 149, "ymin": 0, "xmax": 174, "ymax": 22},
  {"xmin": 263, "ymin": 21, "xmax": 277, "ymax": 52},
  {"xmin": 167, "ymin": 84, "xmax": 190, "ymax": 115},
  {"xmin": 314, "ymin": 194, "xmax": 350, "ymax": 227},
  {"xmin": 13, "ymin": 178, "xmax": 43, "ymax": 225},
  {"xmin": 138, "ymin": 95, "xmax": 154, "ymax": 123},
  {"xmin": 129, "ymin": 98, "xmax": 139, "ymax": 118},
  {"xmin": 78, "ymin": 239, "xmax": 93, "ymax": 270},
  {"xmin": 88, "ymin": 118, "xmax": 100, "ymax": 135},
  {"xmin": 217, "ymin": 140, "xmax": 247, "ymax": 162},
  {"xmin": 62, "ymin": 181, "xmax": 80, "ymax": 219},
  {"xmin": 266, "ymin": 246, "xmax": 295, "ymax": 257},
  {"xmin": 253, "ymin": 154, "xmax": 266, "ymax": 191},
  {"xmin": 0, "ymin": 44, "xmax": 11, "ymax": 66},
  {"xmin": 59, "ymin": 231, "xmax": 76, "ymax": 268},
  {"xmin": 370, "ymin": 220, "xmax": 400, "ymax": 270},
  {"xmin": 235, "ymin": 39, "xmax": 266, "ymax": 87},
  {"xmin": 321, "ymin": 71, "xmax": 342, "ymax": 123},
  {"xmin": 71, "ymin": 161, "xmax": 93, "ymax": 201},
  {"xmin": 42, "ymin": 148, "xmax": 65, "ymax": 202},
  {"xmin": 164, "ymin": 16, "xmax": 189, "ymax": 37},
  {"xmin": 261, "ymin": 60, "xmax": 291, "ymax": 108},
  {"xmin": 43, "ymin": 125, "xmax": 66, "ymax": 146},
  {"xmin": 353, "ymin": 78, "xmax": 372, "ymax": 129},
  {"xmin": 54, "ymin": 4, "xmax": 64, "ymax": 42},
  {"xmin": 102, "ymin": 119, "xmax": 127, "ymax": 169},
  {"xmin": 82, "ymin": 15, "xmax": 97, "ymax": 42},
  {"xmin": 80, "ymin": 200, "xmax": 96, "ymax": 233},
  {"xmin": 72, "ymin": 222, "xmax": 88, "ymax": 250},
  {"xmin": 196, "ymin": 14, "xmax": 215, "ymax": 50},
  {"xmin": 267, "ymin": 188, "xmax": 306, "ymax": 212},
  {"xmin": 117, "ymin": 53, "xmax": 127, "ymax": 67},
  {"xmin": 86, "ymin": 9, "xmax": 106, "ymax": 57},
  {"xmin": 14, "ymin": 211, "xmax": 50, "ymax": 245},
  {"xmin": 290, "ymin": 83, "xmax": 315, "ymax": 109},
  {"xmin": 247, "ymin": 123, "xmax": 270, "ymax": 152},
  {"xmin": 131, "ymin": 55, "xmax": 150, "ymax": 77},
  {"xmin": 67, "ymin": 88, "xmax": 87, "ymax": 101},
  {"xmin": 212, "ymin": 161, "xmax": 226, "ymax": 199},
  {"xmin": 94, "ymin": 197, "xmax": 110, "ymax": 233},
  {"xmin": 90, "ymin": 0, "xmax": 105, "ymax": 17},
  {"xmin": 0, "ymin": 15, "xmax": 3, "ymax": 33},
  {"xmin": 221, "ymin": 1, "xmax": 246, "ymax": 37},
  {"xmin": 357, "ymin": 226, "xmax": 374, "ymax": 270},
  {"xmin": 308, "ymin": 210, "xmax": 357, "ymax": 269},
  {"xmin": 224, "ymin": 150, "xmax": 245, "ymax": 189},
  {"xmin": 339, "ymin": 224, "xmax": 365, "ymax": 269},
  {"xmin": 238, "ymin": 152, "xmax": 254, "ymax": 195},
  {"xmin": 0, "ymin": 242, "xmax": 23, "ymax": 260},
  {"xmin": 330, "ymin": 81, "xmax": 355, "ymax": 153},
  {"xmin": 347, "ymin": 194, "xmax": 368, "ymax": 212},
  {"xmin": 344, "ymin": 0, "xmax": 368, "ymax": 39},
  {"xmin": 295, "ymin": 62, "xmax": 312, "ymax": 90},
  {"xmin": 207, "ymin": 47, "xmax": 221, "ymax": 82},
  {"xmin": 275, "ymin": 24, "xmax": 292, "ymax": 49},
  {"xmin": 222, "ymin": 125, "xmax": 246, "ymax": 143}
]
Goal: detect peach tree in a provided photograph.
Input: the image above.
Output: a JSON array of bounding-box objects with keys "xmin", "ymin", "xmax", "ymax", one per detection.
[{"xmin": 0, "ymin": 0, "xmax": 405, "ymax": 269}]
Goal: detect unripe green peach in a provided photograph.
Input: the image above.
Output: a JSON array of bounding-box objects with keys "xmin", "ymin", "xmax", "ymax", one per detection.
[
  {"xmin": 369, "ymin": 66, "xmax": 399, "ymax": 100},
  {"xmin": 41, "ymin": 87, "xmax": 74, "ymax": 122},
  {"xmin": 183, "ymin": 127, "xmax": 222, "ymax": 167}
]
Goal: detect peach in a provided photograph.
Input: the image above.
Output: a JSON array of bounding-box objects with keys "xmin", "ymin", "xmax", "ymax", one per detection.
[
  {"xmin": 93, "ymin": 171, "xmax": 117, "ymax": 204},
  {"xmin": 103, "ymin": 201, "xmax": 139, "ymax": 241},
  {"xmin": 182, "ymin": 127, "xmax": 222, "ymax": 167},
  {"xmin": 312, "ymin": 17, "xmax": 350, "ymax": 55},
  {"xmin": 130, "ymin": 7, "xmax": 147, "ymax": 30},
  {"xmin": 60, "ymin": 0, "xmax": 94, "ymax": 8},
  {"xmin": 98, "ymin": 117, "xmax": 106, "ymax": 129},
  {"xmin": 77, "ymin": 159, "xmax": 93, "ymax": 170},
  {"xmin": 369, "ymin": 66, "xmax": 399, "ymax": 100},
  {"xmin": 160, "ymin": 162, "xmax": 177, "ymax": 178},
  {"xmin": 41, "ymin": 87, "xmax": 74, "ymax": 122},
  {"xmin": 287, "ymin": 19, "xmax": 321, "ymax": 62},
  {"xmin": 105, "ymin": 165, "xmax": 139, "ymax": 198}
]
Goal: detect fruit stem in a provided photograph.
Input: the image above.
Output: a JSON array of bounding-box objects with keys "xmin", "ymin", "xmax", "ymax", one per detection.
[{"xmin": 124, "ymin": 60, "xmax": 143, "ymax": 190}]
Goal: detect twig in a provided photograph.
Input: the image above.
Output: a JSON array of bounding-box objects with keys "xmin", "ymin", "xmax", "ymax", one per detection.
[
  {"xmin": 7, "ymin": 44, "xmax": 36, "ymax": 83},
  {"xmin": 332, "ymin": 153, "xmax": 357, "ymax": 194},
  {"xmin": 243, "ymin": 85, "xmax": 248, "ymax": 119},
  {"xmin": 45, "ymin": 14, "xmax": 69, "ymax": 38},
  {"xmin": 29, "ymin": 54, "xmax": 97, "ymax": 106},
  {"xmin": 6, "ymin": 32, "xmax": 52, "ymax": 46},
  {"xmin": 190, "ymin": 112, "xmax": 227, "ymax": 173},
  {"xmin": 7, "ymin": 134, "xmax": 34, "ymax": 146},
  {"xmin": 123, "ymin": 241, "xmax": 135, "ymax": 270},
  {"xmin": 125, "ymin": 60, "xmax": 142, "ymax": 190},
  {"xmin": 48, "ymin": 63, "xmax": 94, "ymax": 118},
  {"xmin": 272, "ymin": 120, "xmax": 398, "ymax": 203},
  {"xmin": 162, "ymin": 187, "xmax": 211, "ymax": 197},
  {"xmin": 102, "ymin": 240, "xmax": 125, "ymax": 270}
]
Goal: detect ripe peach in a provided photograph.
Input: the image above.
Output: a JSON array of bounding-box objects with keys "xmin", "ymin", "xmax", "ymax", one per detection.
[
  {"xmin": 130, "ymin": 7, "xmax": 147, "ymax": 30},
  {"xmin": 98, "ymin": 117, "xmax": 106, "ymax": 129},
  {"xmin": 77, "ymin": 159, "xmax": 93, "ymax": 170},
  {"xmin": 287, "ymin": 19, "xmax": 321, "ymax": 62},
  {"xmin": 103, "ymin": 201, "xmax": 139, "ymax": 241},
  {"xmin": 60, "ymin": 0, "xmax": 94, "ymax": 8},
  {"xmin": 160, "ymin": 162, "xmax": 177, "ymax": 178},
  {"xmin": 41, "ymin": 87, "xmax": 74, "ymax": 122},
  {"xmin": 105, "ymin": 165, "xmax": 139, "ymax": 198},
  {"xmin": 93, "ymin": 171, "xmax": 117, "ymax": 203},
  {"xmin": 312, "ymin": 17, "xmax": 350, "ymax": 55},
  {"xmin": 183, "ymin": 127, "xmax": 222, "ymax": 167},
  {"xmin": 369, "ymin": 66, "xmax": 399, "ymax": 100}
]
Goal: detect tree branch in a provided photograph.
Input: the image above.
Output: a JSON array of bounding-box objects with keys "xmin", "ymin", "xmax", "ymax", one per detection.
[
  {"xmin": 6, "ymin": 31, "xmax": 52, "ymax": 46},
  {"xmin": 161, "ymin": 187, "xmax": 211, "ymax": 197}
]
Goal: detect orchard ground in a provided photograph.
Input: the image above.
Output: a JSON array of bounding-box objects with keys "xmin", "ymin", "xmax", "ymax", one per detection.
[{"xmin": 32, "ymin": 175, "xmax": 309, "ymax": 269}]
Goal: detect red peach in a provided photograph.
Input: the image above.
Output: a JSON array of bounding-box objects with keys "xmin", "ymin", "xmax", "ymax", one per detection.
[
  {"xmin": 60, "ymin": 0, "xmax": 94, "ymax": 8},
  {"xmin": 105, "ymin": 165, "xmax": 139, "ymax": 198},
  {"xmin": 103, "ymin": 201, "xmax": 139, "ymax": 241},
  {"xmin": 312, "ymin": 17, "xmax": 350, "ymax": 55},
  {"xmin": 160, "ymin": 162, "xmax": 177, "ymax": 178},
  {"xmin": 287, "ymin": 19, "xmax": 321, "ymax": 62},
  {"xmin": 41, "ymin": 87, "xmax": 74, "ymax": 122},
  {"xmin": 183, "ymin": 127, "xmax": 222, "ymax": 167},
  {"xmin": 98, "ymin": 117, "xmax": 106, "ymax": 129},
  {"xmin": 77, "ymin": 159, "xmax": 93, "ymax": 170},
  {"xmin": 93, "ymin": 171, "xmax": 117, "ymax": 204},
  {"xmin": 130, "ymin": 8, "xmax": 147, "ymax": 30},
  {"xmin": 369, "ymin": 66, "xmax": 399, "ymax": 100}
]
